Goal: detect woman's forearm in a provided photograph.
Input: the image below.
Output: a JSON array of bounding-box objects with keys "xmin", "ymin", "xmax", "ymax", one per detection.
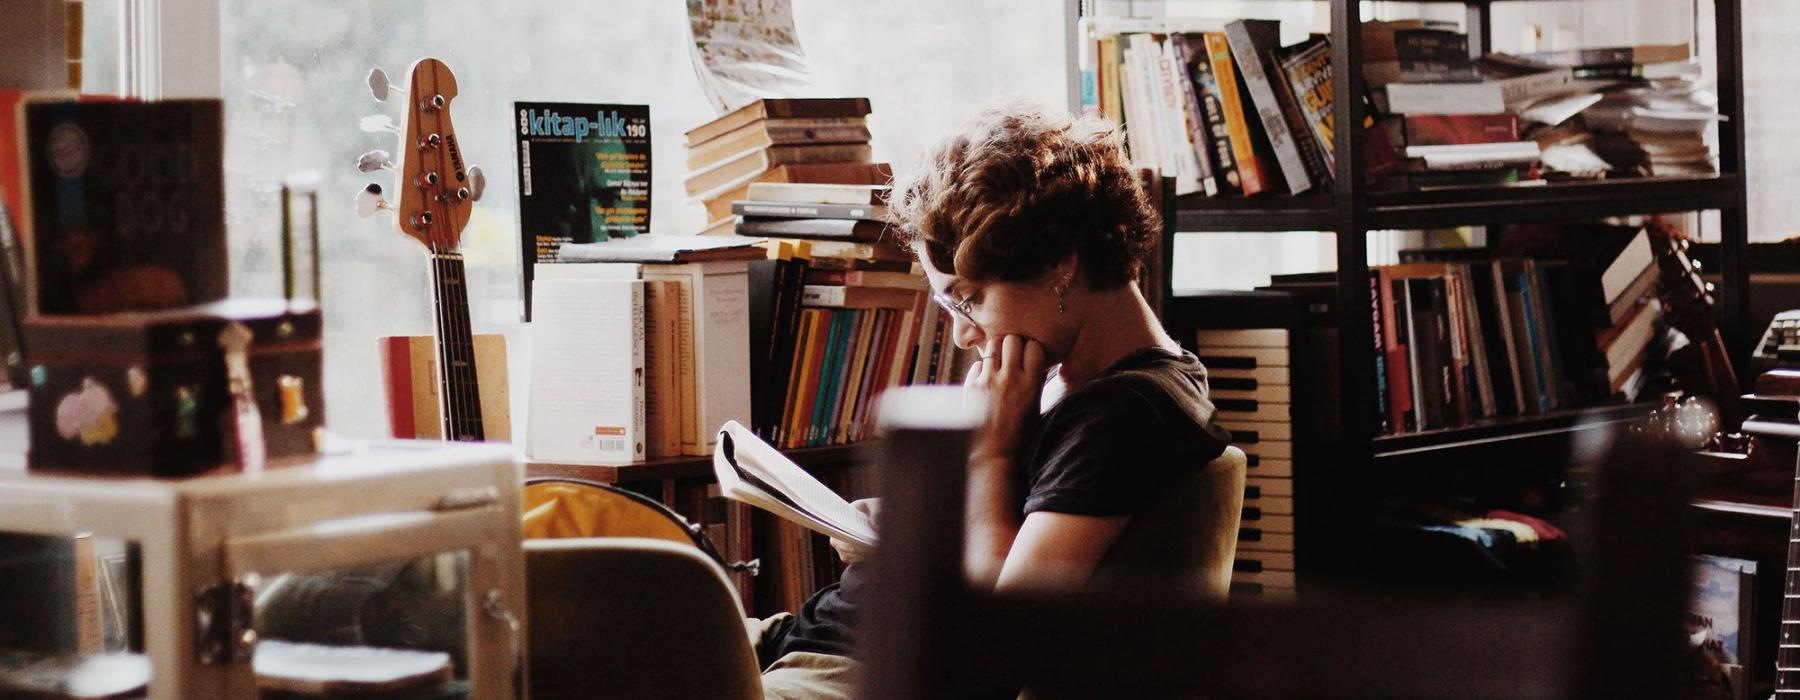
[{"xmin": 962, "ymin": 454, "xmax": 1022, "ymax": 589}]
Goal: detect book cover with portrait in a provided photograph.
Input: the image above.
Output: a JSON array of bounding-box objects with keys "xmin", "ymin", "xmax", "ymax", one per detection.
[{"xmin": 512, "ymin": 101, "xmax": 651, "ymax": 320}]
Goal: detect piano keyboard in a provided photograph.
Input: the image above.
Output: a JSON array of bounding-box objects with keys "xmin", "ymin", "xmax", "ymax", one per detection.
[{"xmin": 1197, "ymin": 327, "xmax": 1298, "ymax": 603}]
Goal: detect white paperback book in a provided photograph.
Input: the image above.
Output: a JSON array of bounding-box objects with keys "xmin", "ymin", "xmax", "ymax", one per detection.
[
  {"xmin": 713, "ymin": 420, "xmax": 876, "ymax": 551},
  {"xmin": 527, "ymin": 277, "xmax": 646, "ymax": 464},
  {"xmin": 538, "ymin": 260, "xmax": 752, "ymax": 457}
]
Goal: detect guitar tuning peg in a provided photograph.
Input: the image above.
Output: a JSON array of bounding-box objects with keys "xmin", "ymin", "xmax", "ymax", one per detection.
[
  {"xmin": 1689, "ymin": 258, "xmax": 1703, "ymax": 272},
  {"xmin": 1703, "ymin": 281, "xmax": 1716, "ymax": 294},
  {"xmin": 355, "ymin": 183, "xmax": 392, "ymax": 218},
  {"xmin": 467, "ymin": 166, "xmax": 487, "ymax": 202},
  {"xmin": 367, "ymin": 68, "xmax": 403, "ymax": 102},
  {"xmin": 356, "ymin": 149, "xmax": 395, "ymax": 173},
  {"xmin": 359, "ymin": 114, "xmax": 401, "ymax": 135}
]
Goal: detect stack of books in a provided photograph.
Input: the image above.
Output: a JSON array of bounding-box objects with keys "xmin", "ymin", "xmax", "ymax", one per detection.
[
  {"xmin": 1362, "ymin": 23, "xmax": 1547, "ymax": 189},
  {"xmin": 682, "ymin": 97, "xmax": 892, "ymax": 233},
  {"xmin": 1583, "ymin": 80, "xmax": 1721, "ymax": 177},
  {"xmin": 1494, "ymin": 224, "xmax": 1665, "ymax": 401},
  {"xmin": 749, "ymin": 236, "xmax": 951, "ymax": 451}
]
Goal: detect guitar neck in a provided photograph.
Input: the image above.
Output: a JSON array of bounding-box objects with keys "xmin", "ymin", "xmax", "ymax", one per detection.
[
  {"xmin": 431, "ymin": 252, "xmax": 485, "ymax": 442},
  {"xmin": 1782, "ymin": 471, "xmax": 1800, "ymax": 692},
  {"xmin": 1701, "ymin": 326, "xmax": 1747, "ymax": 432}
]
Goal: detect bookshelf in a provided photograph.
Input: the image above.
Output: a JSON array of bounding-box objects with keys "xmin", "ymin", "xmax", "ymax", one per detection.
[
  {"xmin": 1069, "ymin": 0, "xmax": 1752, "ymax": 588},
  {"xmin": 524, "ymin": 443, "xmax": 870, "ymax": 485}
]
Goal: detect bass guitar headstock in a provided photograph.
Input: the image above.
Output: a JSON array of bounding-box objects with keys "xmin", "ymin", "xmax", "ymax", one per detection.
[{"xmin": 354, "ymin": 58, "xmax": 487, "ymax": 254}]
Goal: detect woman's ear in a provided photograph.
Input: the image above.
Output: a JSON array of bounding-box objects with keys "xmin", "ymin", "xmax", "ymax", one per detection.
[{"xmin": 1051, "ymin": 253, "xmax": 1079, "ymax": 289}]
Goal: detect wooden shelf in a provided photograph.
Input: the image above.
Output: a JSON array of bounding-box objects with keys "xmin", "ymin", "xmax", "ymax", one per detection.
[
  {"xmin": 1173, "ymin": 192, "xmax": 1333, "ymax": 232},
  {"xmin": 1172, "ymin": 175, "xmax": 1740, "ymax": 233},
  {"xmin": 1371, "ymin": 401, "xmax": 1654, "ymax": 459},
  {"xmin": 1365, "ymin": 175, "xmax": 1740, "ymax": 230},
  {"xmin": 525, "ymin": 442, "xmax": 872, "ymax": 485}
]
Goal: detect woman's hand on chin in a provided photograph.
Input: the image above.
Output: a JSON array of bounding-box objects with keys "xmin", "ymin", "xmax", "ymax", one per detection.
[{"xmin": 966, "ymin": 334, "xmax": 1049, "ymax": 467}]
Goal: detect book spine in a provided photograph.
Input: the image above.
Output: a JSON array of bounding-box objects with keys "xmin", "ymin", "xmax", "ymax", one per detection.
[
  {"xmin": 1281, "ymin": 40, "xmax": 1337, "ymax": 175},
  {"xmin": 1154, "ymin": 34, "xmax": 1208, "ymax": 196},
  {"xmin": 630, "ymin": 283, "xmax": 647, "ymax": 461},
  {"xmin": 839, "ymin": 310, "xmax": 878, "ymax": 444},
  {"xmin": 732, "ymin": 201, "xmax": 883, "ymax": 220},
  {"xmin": 1079, "ymin": 18, "xmax": 1100, "ymax": 115},
  {"xmin": 736, "ymin": 217, "xmax": 881, "ymax": 241},
  {"xmin": 1225, "ymin": 19, "xmax": 1320, "ymax": 193},
  {"xmin": 809, "ymin": 311, "xmax": 848, "ymax": 447},
  {"xmin": 1101, "ymin": 35, "xmax": 1125, "ymax": 126},
  {"xmin": 1204, "ymin": 32, "xmax": 1267, "ymax": 194},
  {"xmin": 672, "ymin": 279, "xmax": 701, "ymax": 452},
  {"xmin": 1370, "ymin": 271, "xmax": 1391, "ymax": 436},
  {"xmin": 1169, "ymin": 33, "xmax": 1220, "ymax": 196},
  {"xmin": 763, "ymin": 124, "xmax": 872, "ymax": 144},
  {"xmin": 1394, "ymin": 30, "xmax": 1470, "ymax": 61},
  {"xmin": 1402, "ymin": 114, "xmax": 1521, "ymax": 147},
  {"xmin": 1186, "ymin": 33, "xmax": 1242, "ymax": 194},
  {"xmin": 771, "ymin": 260, "xmax": 809, "ymax": 442},
  {"xmin": 1521, "ymin": 46, "xmax": 1635, "ymax": 67},
  {"xmin": 695, "ymin": 268, "xmax": 753, "ymax": 456},
  {"xmin": 1385, "ymin": 274, "xmax": 1416, "ymax": 433},
  {"xmin": 1534, "ymin": 263, "xmax": 1576, "ymax": 407},
  {"xmin": 1458, "ymin": 266, "xmax": 1497, "ymax": 419},
  {"xmin": 801, "ymin": 285, "xmax": 846, "ymax": 307},
  {"xmin": 779, "ymin": 309, "xmax": 817, "ymax": 448},
  {"xmin": 1403, "ymin": 279, "xmax": 1434, "ymax": 430},
  {"xmin": 1510, "ymin": 268, "xmax": 1549, "ymax": 414},
  {"xmin": 789, "ymin": 310, "xmax": 830, "ymax": 448},
  {"xmin": 1381, "ymin": 83, "xmax": 1506, "ymax": 116},
  {"xmin": 643, "ymin": 281, "xmax": 669, "ymax": 454},
  {"xmin": 1441, "ymin": 271, "xmax": 1471, "ymax": 425},
  {"xmin": 1493, "ymin": 68, "xmax": 1575, "ymax": 108}
]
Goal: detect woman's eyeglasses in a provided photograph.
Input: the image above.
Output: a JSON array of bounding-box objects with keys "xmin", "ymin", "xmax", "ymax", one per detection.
[{"xmin": 932, "ymin": 291, "xmax": 977, "ymax": 325}]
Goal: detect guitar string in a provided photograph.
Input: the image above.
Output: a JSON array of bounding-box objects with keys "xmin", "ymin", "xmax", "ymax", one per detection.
[
  {"xmin": 416, "ymin": 64, "xmax": 482, "ymax": 442},
  {"xmin": 434, "ymin": 74, "xmax": 479, "ymax": 442},
  {"xmin": 424, "ymin": 63, "xmax": 463, "ymax": 441}
]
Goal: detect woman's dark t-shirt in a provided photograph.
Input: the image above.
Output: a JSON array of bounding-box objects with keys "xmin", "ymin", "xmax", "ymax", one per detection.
[{"xmin": 765, "ymin": 347, "xmax": 1231, "ymax": 662}]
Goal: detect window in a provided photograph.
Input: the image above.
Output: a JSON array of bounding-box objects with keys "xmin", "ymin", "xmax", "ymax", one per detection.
[
  {"xmin": 69, "ymin": 0, "xmax": 1784, "ymax": 437},
  {"xmin": 209, "ymin": 1, "xmax": 1067, "ymax": 439}
]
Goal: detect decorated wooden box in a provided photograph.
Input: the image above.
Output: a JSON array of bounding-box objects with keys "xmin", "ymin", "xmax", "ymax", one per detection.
[{"xmin": 21, "ymin": 299, "xmax": 323, "ymax": 476}]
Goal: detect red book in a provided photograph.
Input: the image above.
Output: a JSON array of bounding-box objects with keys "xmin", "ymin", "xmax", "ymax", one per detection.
[{"xmin": 1402, "ymin": 114, "xmax": 1520, "ymax": 147}]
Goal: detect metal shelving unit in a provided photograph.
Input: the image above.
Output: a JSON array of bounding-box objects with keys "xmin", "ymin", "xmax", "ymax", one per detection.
[{"xmin": 1069, "ymin": 0, "xmax": 1750, "ymax": 583}]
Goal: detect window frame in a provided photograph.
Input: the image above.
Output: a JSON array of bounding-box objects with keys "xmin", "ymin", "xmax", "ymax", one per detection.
[{"xmin": 122, "ymin": 0, "xmax": 221, "ymax": 99}]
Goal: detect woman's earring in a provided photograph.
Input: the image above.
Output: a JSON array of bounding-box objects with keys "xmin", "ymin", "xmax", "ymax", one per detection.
[{"xmin": 1055, "ymin": 280, "xmax": 1068, "ymax": 314}]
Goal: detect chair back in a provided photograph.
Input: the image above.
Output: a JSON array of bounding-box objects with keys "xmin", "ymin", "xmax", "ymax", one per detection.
[
  {"xmin": 1088, "ymin": 445, "xmax": 1247, "ymax": 599},
  {"xmin": 524, "ymin": 537, "xmax": 763, "ymax": 700}
]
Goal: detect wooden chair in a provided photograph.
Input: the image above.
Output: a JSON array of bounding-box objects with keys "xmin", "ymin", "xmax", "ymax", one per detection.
[
  {"xmin": 524, "ymin": 538, "xmax": 763, "ymax": 700},
  {"xmin": 521, "ymin": 479, "xmax": 761, "ymax": 700}
]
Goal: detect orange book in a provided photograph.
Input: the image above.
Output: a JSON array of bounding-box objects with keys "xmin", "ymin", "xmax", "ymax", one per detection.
[
  {"xmin": 784, "ymin": 309, "xmax": 832, "ymax": 448},
  {"xmin": 1203, "ymin": 33, "xmax": 1270, "ymax": 195}
]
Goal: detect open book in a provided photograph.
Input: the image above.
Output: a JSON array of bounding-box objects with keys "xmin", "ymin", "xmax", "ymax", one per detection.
[{"xmin": 712, "ymin": 421, "xmax": 876, "ymax": 552}]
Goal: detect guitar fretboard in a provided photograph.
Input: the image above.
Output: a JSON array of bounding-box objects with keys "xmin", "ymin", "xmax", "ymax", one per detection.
[
  {"xmin": 431, "ymin": 253, "xmax": 484, "ymax": 442},
  {"xmin": 1780, "ymin": 475, "xmax": 1800, "ymax": 692}
]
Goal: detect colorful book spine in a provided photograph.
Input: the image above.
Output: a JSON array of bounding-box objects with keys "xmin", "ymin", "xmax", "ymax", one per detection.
[
  {"xmin": 1203, "ymin": 32, "xmax": 1269, "ymax": 195},
  {"xmin": 1225, "ymin": 19, "xmax": 1327, "ymax": 193}
]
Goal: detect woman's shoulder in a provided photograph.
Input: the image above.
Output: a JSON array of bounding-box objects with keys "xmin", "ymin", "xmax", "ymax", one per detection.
[{"xmin": 1058, "ymin": 347, "xmax": 1208, "ymax": 412}]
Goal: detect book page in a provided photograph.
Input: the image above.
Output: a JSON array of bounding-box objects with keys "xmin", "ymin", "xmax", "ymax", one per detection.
[{"xmin": 714, "ymin": 421, "xmax": 876, "ymax": 547}]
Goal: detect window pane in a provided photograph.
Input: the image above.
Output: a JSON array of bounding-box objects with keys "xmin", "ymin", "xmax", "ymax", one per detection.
[{"xmin": 220, "ymin": 2, "xmax": 1065, "ymax": 439}]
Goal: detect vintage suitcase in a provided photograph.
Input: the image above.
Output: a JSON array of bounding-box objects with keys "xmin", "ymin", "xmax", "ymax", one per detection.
[{"xmin": 22, "ymin": 299, "xmax": 324, "ymax": 476}]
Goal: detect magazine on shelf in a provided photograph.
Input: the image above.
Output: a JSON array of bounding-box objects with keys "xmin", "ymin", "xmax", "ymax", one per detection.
[{"xmin": 712, "ymin": 420, "xmax": 876, "ymax": 551}]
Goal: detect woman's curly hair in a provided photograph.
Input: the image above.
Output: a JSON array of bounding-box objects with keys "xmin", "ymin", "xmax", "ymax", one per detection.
[{"xmin": 889, "ymin": 100, "xmax": 1158, "ymax": 290}]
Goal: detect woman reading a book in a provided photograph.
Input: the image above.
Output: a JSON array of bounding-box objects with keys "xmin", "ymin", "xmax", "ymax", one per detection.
[{"xmin": 751, "ymin": 101, "xmax": 1234, "ymax": 699}]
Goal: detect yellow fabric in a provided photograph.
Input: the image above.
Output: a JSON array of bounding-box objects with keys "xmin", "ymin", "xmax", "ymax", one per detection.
[{"xmin": 520, "ymin": 481, "xmax": 693, "ymax": 545}]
